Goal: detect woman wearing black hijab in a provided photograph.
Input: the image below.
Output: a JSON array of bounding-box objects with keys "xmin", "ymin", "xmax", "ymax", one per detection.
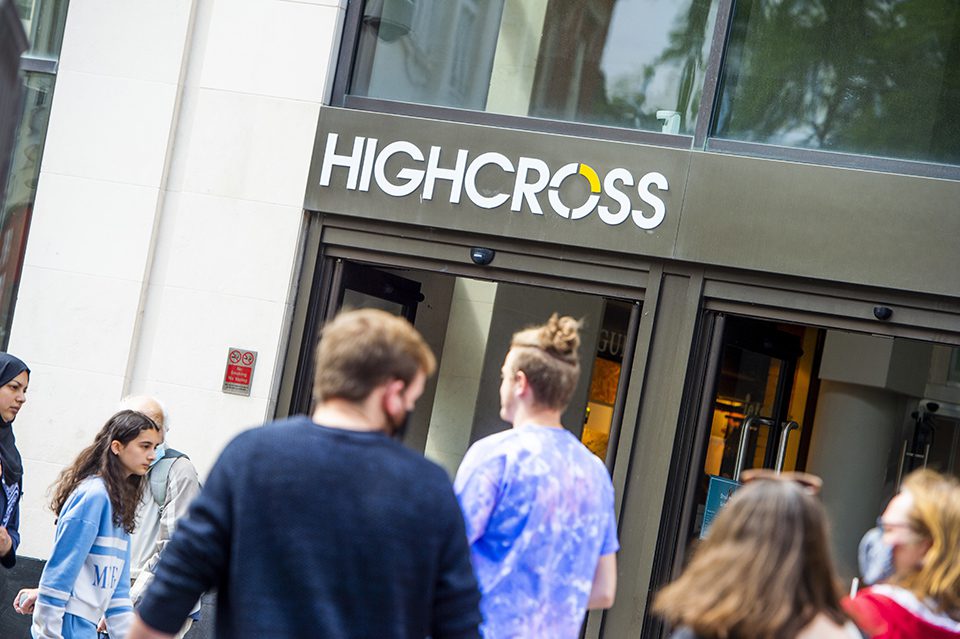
[{"xmin": 0, "ymin": 353, "xmax": 29, "ymax": 568}]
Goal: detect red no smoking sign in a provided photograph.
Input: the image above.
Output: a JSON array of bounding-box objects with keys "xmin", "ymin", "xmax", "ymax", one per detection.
[{"xmin": 223, "ymin": 347, "xmax": 257, "ymax": 396}]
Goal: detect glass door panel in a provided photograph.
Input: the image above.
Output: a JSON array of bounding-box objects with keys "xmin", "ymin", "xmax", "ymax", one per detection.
[
  {"xmin": 312, "ymin": 260, "xmax": 640, "ymax": 479},
  {"xmin": 689, "ymin": 317, "xmax": 816, "ymax": 540}
]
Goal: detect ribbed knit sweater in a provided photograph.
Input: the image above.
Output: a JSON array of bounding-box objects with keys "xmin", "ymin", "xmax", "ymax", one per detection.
[{"xmin": 138, "ymin": 416, "xmax": 481, "ymax": 638}]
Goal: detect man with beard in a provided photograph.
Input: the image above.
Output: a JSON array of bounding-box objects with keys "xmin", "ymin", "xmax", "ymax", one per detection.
[{"xmin": 128, "ymin": 309, "xmax": 481, "ymax": 639}]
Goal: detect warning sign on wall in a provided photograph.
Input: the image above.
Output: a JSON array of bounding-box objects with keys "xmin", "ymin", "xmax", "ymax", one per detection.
[{"xmin": 223, "ymin": 347, "xmax": 257, "ymax": 396}]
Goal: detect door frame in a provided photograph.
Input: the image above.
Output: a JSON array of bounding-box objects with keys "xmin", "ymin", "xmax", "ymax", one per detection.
[
  {"xmin": 276, "ymin": 212, "xmax": 960, "ymax": 639},
  {"xmin": 641, "ymin": 282, "xmax": 960, "ymax": 639}
]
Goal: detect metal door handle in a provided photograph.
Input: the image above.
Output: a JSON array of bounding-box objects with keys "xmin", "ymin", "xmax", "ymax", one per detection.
[
  {"xmin": 896, "ymin": 440, "xmax": 932, "ymax": 489},
  {"xmin": 775, "ymin": 421, "xmax": 800, "ymax": 472},
  {"xmin": 896, "ymin": 439, "xmax": 908, "ymax": 490},
  {"xmin": 734, "ymin": 416, "xmax": 775, "ymax": 481}
]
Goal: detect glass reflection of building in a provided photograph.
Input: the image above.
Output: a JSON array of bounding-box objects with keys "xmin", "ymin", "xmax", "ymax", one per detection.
[
  {"xmin": 0, "ymin": 0, "xmax": 68, "ymax": 348},
  {"xmin": 715, "ymin": 0, "xmax": 960, "ymax": 164},
  {"xmin": 349, "ymin": 0, "xmax": 960, "ymax": 165},
  {"xmin": 351, "ymin": 0, "xmax": 719, "ymax": 136}
]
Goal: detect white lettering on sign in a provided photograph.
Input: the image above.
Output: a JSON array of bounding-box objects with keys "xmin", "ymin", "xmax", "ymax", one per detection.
[{"xmin": 318, "ymin": 133, "xmax": 669, "ymax": 230}]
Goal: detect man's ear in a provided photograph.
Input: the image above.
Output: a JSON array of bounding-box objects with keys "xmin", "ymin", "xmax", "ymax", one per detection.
[
  {"xmin": 382, "ymin": 378, "xmax": 406, "ymax": 411},
  {"xmin": 514, "ymin": 370, "xmax": 531, "ymax": 397}
]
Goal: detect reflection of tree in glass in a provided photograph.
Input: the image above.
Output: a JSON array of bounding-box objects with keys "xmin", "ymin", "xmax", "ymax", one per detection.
[
  {"xmin": 529, "ymin": 0, "xmax": 716, "ymax": 134},
  {"xmin": 651, "ymin": 0, "xmax": 714, "ymax": 133},
  {"xmin": 715, "ymin": 0, "xmax": 960, "ymax": 164},
  {"xmin": 598, "ymin": 0, "xmax": 716, "ymax": 134}
]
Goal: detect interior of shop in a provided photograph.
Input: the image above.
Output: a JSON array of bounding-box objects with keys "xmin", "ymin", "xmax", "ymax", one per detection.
[
  {"xmin": 689, "ymin": 316, "xmax": 960, "ymax": 580},
  {"xmin": 334, "ymin": 261, "xmax": 634, "ymax": 476},
  {"xmin": 328, "ymin": 259, "xmax": 960, "ymax": 584}
]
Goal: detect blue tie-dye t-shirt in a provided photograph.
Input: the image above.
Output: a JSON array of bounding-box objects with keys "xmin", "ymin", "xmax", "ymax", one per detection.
[{"xmin": 454, "ymin": 424, "xmax": 619, "ymax": 639}]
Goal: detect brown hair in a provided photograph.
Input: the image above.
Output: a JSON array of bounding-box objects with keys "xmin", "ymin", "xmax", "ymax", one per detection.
[
  {"xmin": 653, "ymin": 479, "xmax": 846, "ymax": 639},
  {"xmin": 898, "ymin": 469, "xmax": 960, "ymax": 618},
  {"xmin": 313, "ymin": 308, "xmax": 436, "ymax": 403},
  {"xmin": 507, "ymin": 314, "xmax": 581, "ymax": 410},
  {"xmin": 50, "ymin": 410, "xmax": 161, "ymax": 533}
]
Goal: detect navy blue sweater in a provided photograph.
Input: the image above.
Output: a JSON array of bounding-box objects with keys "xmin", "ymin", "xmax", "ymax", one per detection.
[{"xmin": 138, "ymin": 417, "xmax": 481, "ymax": 638}]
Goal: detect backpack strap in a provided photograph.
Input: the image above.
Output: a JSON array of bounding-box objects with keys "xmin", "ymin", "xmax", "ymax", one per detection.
[{"xmin": 149, "ymin": 448, "xmax": 187, "ymax": 508}]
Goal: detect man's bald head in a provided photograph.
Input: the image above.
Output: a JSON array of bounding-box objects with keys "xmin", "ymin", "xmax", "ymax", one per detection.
[{"xmin": 119, "ymin": 395, "xmax": 166, "ymax": 431}]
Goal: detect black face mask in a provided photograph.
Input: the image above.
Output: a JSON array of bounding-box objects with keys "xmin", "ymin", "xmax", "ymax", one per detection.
[{"xmin": 388, "ymin": 409, "xmax": 412, "ymax": 441}]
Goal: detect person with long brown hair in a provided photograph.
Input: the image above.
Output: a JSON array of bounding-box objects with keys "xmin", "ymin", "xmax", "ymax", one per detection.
[
  {"xmin": 28, "ymin": 409, "xmax": 162, "ymax": 639},
  {"xmin": 654, "ymin": 473, "xmax": 861, "ymax": 639},
  {"xmin": 845, "ymin": 469, "xmax": 960, "ymax": 639}
]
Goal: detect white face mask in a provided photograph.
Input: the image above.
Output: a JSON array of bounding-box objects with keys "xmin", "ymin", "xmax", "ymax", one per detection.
[
  {"xmin": 151, "ymin": 442, "xmax": 167, "ymax": 467},
  {"xmin": 859, "ymin": 526, "xmax": 894, "ymax": 586}
]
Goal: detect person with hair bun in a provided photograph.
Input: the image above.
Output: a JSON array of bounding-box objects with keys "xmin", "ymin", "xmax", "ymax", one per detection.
[
  {"xmin": 454, "ymin": 314, "xmax": 619, "ymax": 638},
  {"xmin": 845, "ymin": 469, "xmax": 960, "ymax": 639}
]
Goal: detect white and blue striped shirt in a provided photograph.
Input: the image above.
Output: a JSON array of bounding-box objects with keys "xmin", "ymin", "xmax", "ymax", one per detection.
[{"xmin": 33, "ymin": 477, "xmax": 133, "ymax": 638}]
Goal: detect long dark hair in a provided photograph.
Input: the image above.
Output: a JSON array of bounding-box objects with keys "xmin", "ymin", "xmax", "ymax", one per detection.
[{"xmin": 50, "ymin": 410, "xmax": 161, "ymax": 533}]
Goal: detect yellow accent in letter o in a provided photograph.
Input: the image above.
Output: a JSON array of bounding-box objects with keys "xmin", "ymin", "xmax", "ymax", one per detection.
[{"xmin": 578, "ymin": 164, "xmax": 601, "ymax": 193}]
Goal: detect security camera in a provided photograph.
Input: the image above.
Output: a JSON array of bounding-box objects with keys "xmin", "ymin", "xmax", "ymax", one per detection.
[{"xmin": 470, "ymin": 247, "xmax": 495, "ymax": 266}]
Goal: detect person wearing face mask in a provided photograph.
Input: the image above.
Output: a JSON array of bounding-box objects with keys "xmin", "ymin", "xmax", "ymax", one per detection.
[
  {"xmin": 0, "ymin": 352, "xmax": 29, "ymax": 569},
  {"xmin": 26, "ymin": 410, "xmax": 162, "ymax": 638},
  {"xmin": 845, "ymin": 470, "xmax": 960, "ymax": 639},
  {"xmin": 121, "ymin": 396, "xmax": 201, "ymax": 638},
  {"xmin": 126, "ymin": 309, "xmax": 481, "ymax": 639},
  {"xmin": 13, "ymin": 397, "xmax": 204, "ymax": 639},
  {"xmin": 857, "ymin": 524, "xmax": 895, "ymax": 588}
]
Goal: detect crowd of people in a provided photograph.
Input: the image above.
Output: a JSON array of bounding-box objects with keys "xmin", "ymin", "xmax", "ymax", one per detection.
[{"xmin": 0, "ymin": 309, "xmax": 958, "ymax": 639}]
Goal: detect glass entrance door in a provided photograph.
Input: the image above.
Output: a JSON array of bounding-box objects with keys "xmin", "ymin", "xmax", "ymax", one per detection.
[
  {"xmin": 337, "ymin": 261, "xmax": 423, "ymax": 322},
  {"xmin": 688, "ymin": 316, "xmax": 815, "ymax": 540},
  {"xmin": 665, "ymin": 314, "xmax": 960, "ymax": 602},
  {"xmin": 301, "ymin": 259, "xmax": 641, "ymax": 478},
  {"xmin": 708, "ymin": 318, "xmax": 805, "ymax": 480}
]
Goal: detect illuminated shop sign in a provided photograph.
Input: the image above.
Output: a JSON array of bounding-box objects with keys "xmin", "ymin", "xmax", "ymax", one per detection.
[{"xmin": 317, "ymin": 133, "xmax": 669, "ymax": 230}]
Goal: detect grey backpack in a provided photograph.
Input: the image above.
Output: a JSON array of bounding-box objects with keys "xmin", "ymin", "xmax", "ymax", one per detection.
[{"xmin": 149, "ymin": 448, "xmax": 188, "ymax": 508}]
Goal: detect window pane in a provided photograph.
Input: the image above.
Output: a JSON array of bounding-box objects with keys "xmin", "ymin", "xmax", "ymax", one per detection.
[
  {"xmin": 16, "ymin": 0, "xmax": 69, "ymax": 60},
  {"xmin": 0, "ymin": 72, "xmax": 55, "ymax": 348},
  {"xmin": 715, "ymin": 1, "xmax": 960, "ymax": 165},
  {"xmin": 349, "ymin": 0, "xmax": 720, "ymax": 136}
]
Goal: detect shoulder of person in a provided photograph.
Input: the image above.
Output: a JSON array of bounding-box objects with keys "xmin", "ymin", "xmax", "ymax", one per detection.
[
  {"xmin": 167, "ymin": 454, "xmax": 199, "ymax": 474},
  {"xmin": 796, "ymin": 614, "xmax": 865, "ymax": 639},
  {"xmin": 76, "ymin": 476, "xmax": 109, "ymax": 498},
  {"xmin": 862, "ymin": 584, "xmax": 960, "ymax": 633},
  {"xmin": 217, "ymin": 416, "xmax": 311, "ymax": 454},
  {"xmin": 457, "ymin": 430, "xmax": 517, "ymax": 475},
  {"xmin": 467, "ymin": 428, "xmax": 523, "ymax": 458},
  {"xmin": 61, "ymin": 477, "xmax": 109, "ymax": 517},
  {"xmin": 158, "ymin": 452, "xmax": 201, "ymax": 488},
  {"xmin": 386, "ymin": 439, "xmax": 452, "ymax": 482}
]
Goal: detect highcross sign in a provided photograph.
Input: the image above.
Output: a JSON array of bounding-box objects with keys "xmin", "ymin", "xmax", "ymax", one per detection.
[{"xmin": 316, "ymin": 132, "xmax": 670, "ymax": 231}]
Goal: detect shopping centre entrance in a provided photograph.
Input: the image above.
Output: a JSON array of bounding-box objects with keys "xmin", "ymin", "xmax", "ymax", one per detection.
[
  {"xmin": 288, "ymin": 259, "xmax": 641, "ymax": 476},
  {"xmin": 668, "ymin": 315, "xmax": 960, "ymax": 583},
  {"xmin": 277, "ymin": 239, "xmax": 960, "ymax": 639}
]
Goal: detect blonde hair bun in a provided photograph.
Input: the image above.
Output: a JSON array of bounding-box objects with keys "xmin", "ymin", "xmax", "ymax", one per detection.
[{"xmin": 539, "ymin": 313, "xmax": 581, "ymax": 357}]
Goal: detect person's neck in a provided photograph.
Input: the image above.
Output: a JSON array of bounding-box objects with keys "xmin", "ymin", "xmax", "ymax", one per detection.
[
  {"xmin": 311, "ymin": 398, "xmax": 388, "ymax": 433},
  {"xmin": 512, "ymin": 404, "xmax": 564, "ymax": 430}
]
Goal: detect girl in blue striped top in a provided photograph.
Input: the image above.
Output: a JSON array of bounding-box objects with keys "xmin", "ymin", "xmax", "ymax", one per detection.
[{"xmin": 31, "ymin": 410, "xmax": 163, "ymax": 639}]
